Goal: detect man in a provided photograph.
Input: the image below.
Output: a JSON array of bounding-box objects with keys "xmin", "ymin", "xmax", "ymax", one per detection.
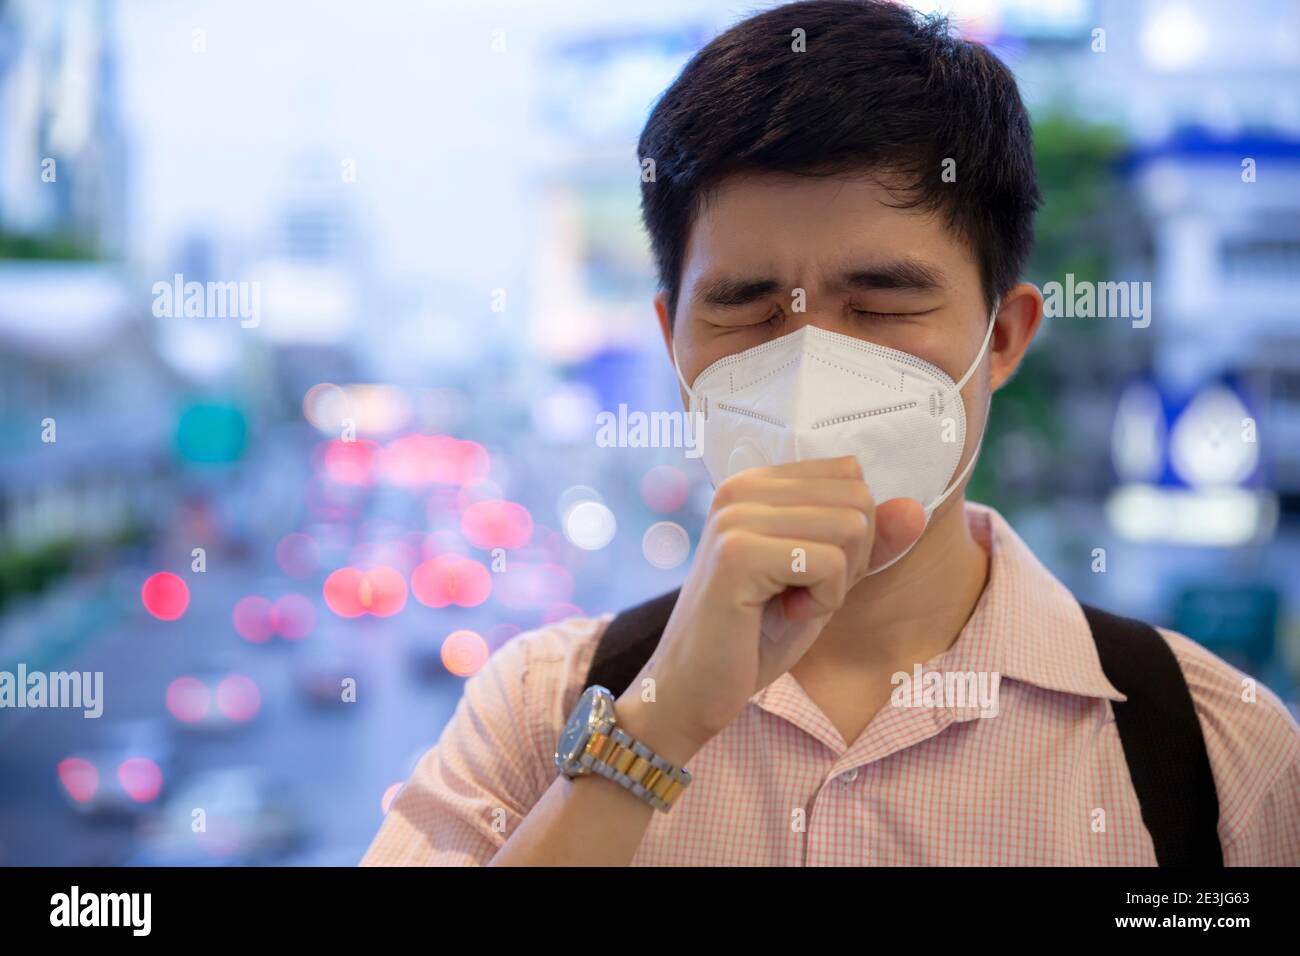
[{"xmin": 363, "ymin": 0, "xmax": 1300, "ymax": 866}]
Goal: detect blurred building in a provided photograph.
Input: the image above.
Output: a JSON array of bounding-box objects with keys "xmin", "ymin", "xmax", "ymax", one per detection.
[
  {"xmin": 0, "ymin": 262, "xmax": 176, "ymax": 552},
  {"xmin": 0, "ymin": 0, "xmax": 130, "ymax": 254},
  {"xmin": 0, "ymin": 0, "xmax": 177, "ymax": 559}
]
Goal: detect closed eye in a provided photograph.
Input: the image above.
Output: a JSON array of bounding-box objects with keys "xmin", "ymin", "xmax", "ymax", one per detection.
[
  {"xmin": 710, "ymin": 309, "xmax": 784, "ymax": 332},
  {"xmin": 704, "ymin": 306, "xmax": 786, "ymax": 332}
]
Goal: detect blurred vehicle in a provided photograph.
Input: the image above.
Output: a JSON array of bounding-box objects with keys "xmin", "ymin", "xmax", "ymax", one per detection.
[
  {"xmin": 292, "ymin": 642, "xmax": 364, "ymax": 708},
  {"xmin": 128, "ymin": 766, "xmax": 306, "ymax": 866},
  {"xmin": 164, "ymin": 669, "xmax": 264, "ymax": 733},
  {"xmin": 56, "ymin": 719, "xmax": 172, "ymax": 820}
]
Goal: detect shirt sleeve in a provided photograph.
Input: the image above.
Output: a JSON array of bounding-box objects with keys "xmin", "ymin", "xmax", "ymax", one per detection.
[
  {"xmin": 1221, "ymin": 749, "xmax": 1300, "ymax": 866},
  {"xmin": 359, "ymin": 623, "xmax": 590, "ymax": 866},
  {"xmin": 1160, "ymin": 628, "xmax": 1300, "ymax": 866}
]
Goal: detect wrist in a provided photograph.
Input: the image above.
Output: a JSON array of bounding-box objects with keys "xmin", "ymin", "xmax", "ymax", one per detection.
[{"xmin": 613, "ymin": 692, "xmax": 709, "ymax": 767}]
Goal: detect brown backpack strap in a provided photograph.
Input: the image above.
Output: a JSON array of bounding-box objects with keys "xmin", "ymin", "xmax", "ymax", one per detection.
[{"xmin": 585, "ymin": 589, "xmax": 680, "ymax": 696}]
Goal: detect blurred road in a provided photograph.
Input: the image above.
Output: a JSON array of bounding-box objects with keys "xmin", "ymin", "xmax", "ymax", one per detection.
[{"xmin": 0, "ymin": 560, "xmax": 468, "ymax": 866}]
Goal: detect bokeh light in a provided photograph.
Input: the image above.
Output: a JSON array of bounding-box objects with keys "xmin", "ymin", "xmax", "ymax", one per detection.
[
  {"xmin": 411, "ymin": 556, "xmax": 492, "ymax": 608},
  {"xmin": 165, "ymin": 675, "xmax": 211, "ymax": 723},
  {"xmin": 272, "ymin": 593, "xmax": 316, "ymax": 639},
  {"xmin": 642, "ymin": 521, "xmax": 692, "ymax": 569},
  {"xmin": 323, "ymin": 567, "xmax": 367, "ymax": 618},
  {"xmin": 440, "ymin": 630, "xmax": 490, "ymax": 677},
  {"xmin": 461, "ymin": 499, "xmax": 534, "ymax": 550},
  {"xmin": 215, "ymin": 675, "xmax": 262, "ymax": 722},
  {"xmin": 232, "ymin": 595, "xmax": 276, "ymax": 643},
  {"xmin": 563, "ymin": 500, "xmax": 617, "ymax": 550},
  {"xmin": 360, "ymin": 566, "xmax": 408, "ymax": 617},
  {"xmin": 302, "ymin": 382, "xmax": 352, "ymax": 433},
  {"xmin": 321, "ymin": 439, "xmax": 382, "ymax": 486},
  {"xmin": 117, "ymin": 757, "xmax": 164, "ymax": 803},
  {"xmin": 383, "ymin": 434, "xmax": 490, "ymax": 487},
  {"xmin": 141, "ymin": 572, "xmax": 190, "ymax": 621},
  {"xmin": 175, "ymin": 401, "xmax": 246, "ymax": 464},
  {"xmin": 640, "ymin": 465, "xmax": 690, "ymax": 513},
  {"xmin": 56, "ymin": 757, "xmax": 99, "ymax": 804}
]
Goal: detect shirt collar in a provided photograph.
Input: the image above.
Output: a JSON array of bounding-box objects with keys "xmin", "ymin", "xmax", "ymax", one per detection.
[
  {"xmin": 952, "ymin": 502, "xmax": 1126, "ymax": 705},
  {"xmin": 749, "ymin": 501, "xmax": 1125, "ymax": 727}
]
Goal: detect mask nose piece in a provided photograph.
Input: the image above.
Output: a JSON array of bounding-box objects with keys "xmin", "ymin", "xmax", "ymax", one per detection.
[{"xmin": 727, "ymin": 437, "xmax": 769, "ymax": 477}]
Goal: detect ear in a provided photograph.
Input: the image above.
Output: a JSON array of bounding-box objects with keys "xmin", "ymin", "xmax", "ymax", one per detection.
[
  {"xmin": 989, "ymin": 282, "xmax": 1044, "ymax": 392},
  {"xmin": 655, "ymin": 291, "xmax": 690, "ymax": 409},
  {"xmin": 654, "ymin": 291, "xmax": 673, "ymax": 359}
]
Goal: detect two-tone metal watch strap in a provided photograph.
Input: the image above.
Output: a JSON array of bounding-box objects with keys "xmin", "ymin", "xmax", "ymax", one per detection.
[{"xmin": 579, "ymin": 727, "xmax": 692, "ymax": 811}]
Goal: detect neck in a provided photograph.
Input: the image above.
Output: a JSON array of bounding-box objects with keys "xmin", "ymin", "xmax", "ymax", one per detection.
[{"xmin": 797, "ymin": 497, "xmax": 991, "ymax": 674}]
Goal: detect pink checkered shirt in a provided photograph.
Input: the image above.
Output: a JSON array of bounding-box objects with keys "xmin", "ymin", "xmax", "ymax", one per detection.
[{"xmin": 361, "ymin": 503, "xmax": 1300, "ymax": 866}]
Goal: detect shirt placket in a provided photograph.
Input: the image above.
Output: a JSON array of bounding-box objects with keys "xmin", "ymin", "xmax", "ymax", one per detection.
[
  {"xmin": 755, "ymin": 672, "xmax": 975, "ymax": 866},
  {"xmin": 803, "ymin": 703, "xmax": 963, "ymax": 866}
]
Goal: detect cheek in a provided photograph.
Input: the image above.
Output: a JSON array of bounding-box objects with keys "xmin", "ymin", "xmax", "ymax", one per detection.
[
  {"xmin": 914, "ymin": 321, "xmax": 988, "ymax": 384},
  {"xmin": 671, "ymin": 334, "xmax": 711, "ymax": 399},
  {"xmin": 872, "ymin": 325, "xmax": 955, "ymax": 379},
  {"xmin": 675, "ymin": 319, "xmax": 738, "ymax": 386}
]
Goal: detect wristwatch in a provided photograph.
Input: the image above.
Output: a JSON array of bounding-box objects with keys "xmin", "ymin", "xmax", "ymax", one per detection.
[{"xmin": 555, "ymin": 685, "xmax": 692, "ymax": 812}]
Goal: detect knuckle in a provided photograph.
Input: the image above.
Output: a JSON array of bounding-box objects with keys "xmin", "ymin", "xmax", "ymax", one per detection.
[
  {"xmin": 823, "ymin": 546, "xmax": 848, "ymax": 581},
  {"xmin": 712, "ymin": 530, "xmax": 750, "ymax": 565},
  {"xmin": 712, "ymin": 474, "xmax": 746, "ymax": 508},
  {"xmin": 842, "ymin": 507, "xmax": 871, "ymax": 545},
  {"xmin": 710, "ymin": 503, "xmax": 739, "ymax": 533},
  {"xmin": 710, "ymin": 502, "xmax": 756, "ymax": 535}
]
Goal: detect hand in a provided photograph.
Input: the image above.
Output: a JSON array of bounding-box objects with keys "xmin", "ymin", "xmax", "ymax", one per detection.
[{"xmin": 615, "ymin": 456, "xmax": 925, "ymax": 763}]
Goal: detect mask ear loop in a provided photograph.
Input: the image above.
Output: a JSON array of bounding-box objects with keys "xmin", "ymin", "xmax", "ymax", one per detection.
[
  {"xmin": 923, "ymin": 390, "xmax": 991, "ymax": 518},
  {"xmin": 949, "ymin": 298, "xmax": 1000, "ymax": 396},
  {"xmin": 924, "ymin": 299, "xmax": 999, "ymax": 517},
  {"xmin": 671, "ymin": 333, "xmax": 700, "ymax": 410}
]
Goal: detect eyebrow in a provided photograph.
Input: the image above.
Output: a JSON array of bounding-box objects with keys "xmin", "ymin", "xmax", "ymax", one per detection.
[
  {"xmin": 693, "ymin": 257, "xmax": 948, "ymax": 308},
  {"xmin": 694, "ymin": 276, "xmax": 783, "ymax": 308},
  {"xmin": 829, "ymin": 257, "xmax": 948, "ymax": 294}
]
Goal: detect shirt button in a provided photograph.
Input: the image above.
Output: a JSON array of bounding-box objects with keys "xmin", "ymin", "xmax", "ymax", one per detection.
[{"xmin": 838, "ymin": 768, "xmax": 859, "ymax": 785}]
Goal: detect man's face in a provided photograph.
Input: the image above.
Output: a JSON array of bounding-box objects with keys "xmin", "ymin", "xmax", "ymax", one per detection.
[{"xmin": 663, "ymin": 171, "xmax": 994, "ymax": 433}]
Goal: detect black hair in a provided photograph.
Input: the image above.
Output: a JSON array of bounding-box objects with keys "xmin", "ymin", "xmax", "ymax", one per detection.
[{"xmin": 637, "ymin": 0, "xmax": 1041, "ymax": 323}]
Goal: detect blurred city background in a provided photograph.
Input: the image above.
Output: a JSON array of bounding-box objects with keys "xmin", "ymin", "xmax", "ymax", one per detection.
[{"xmin": 0, "ymin": 0, "xmax": 1298, "ymax": 865}]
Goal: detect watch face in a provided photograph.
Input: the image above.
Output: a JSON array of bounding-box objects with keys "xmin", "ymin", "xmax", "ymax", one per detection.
[{"xmin": 555, "ymin": 685, "xmax": 609, "ymax": 774}]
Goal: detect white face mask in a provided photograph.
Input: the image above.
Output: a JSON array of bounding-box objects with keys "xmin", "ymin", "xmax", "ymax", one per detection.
[{"xmin": 674, "ymin": 304, "xmax": 998, "ymax": 573}]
